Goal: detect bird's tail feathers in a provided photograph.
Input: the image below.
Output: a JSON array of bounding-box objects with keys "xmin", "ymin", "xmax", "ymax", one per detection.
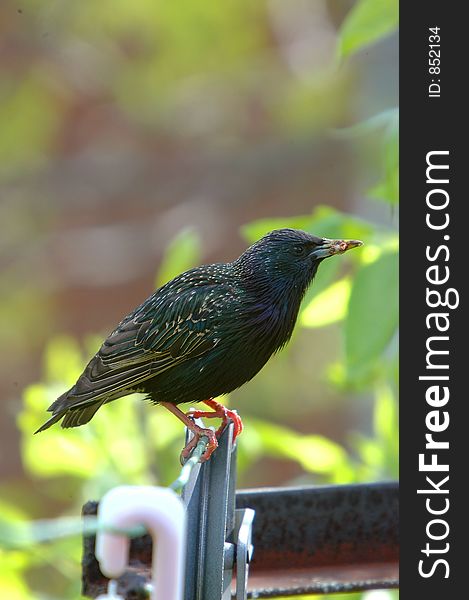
[
  {"xmin": 34, "ymin": 412, "xmax": 66, "ymax": 434},
  {"xmin": 47, "ymin": 387, "xmax": 78, "ymax": 414},
  {"xmin": 34, "ymin": 397, "xmax": 108, "ymax": 433},
  {"xmin": 34, "ymin": 386, "xmax": 123, "ymax": 434},
  {"xmin": 35, "ymin": 360, "xmax": 151, "ymax": 433}
]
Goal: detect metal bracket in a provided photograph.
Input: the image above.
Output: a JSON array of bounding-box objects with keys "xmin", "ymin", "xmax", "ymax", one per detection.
[{"xmin": 233, "ymin": 508, "xmax": 255, "ymax": 600}]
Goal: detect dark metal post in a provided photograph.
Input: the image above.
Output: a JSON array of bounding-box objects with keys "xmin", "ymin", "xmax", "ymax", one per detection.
[{"xmin": 182, "ymin": 423, "xmax": 238, "ymax": 600}]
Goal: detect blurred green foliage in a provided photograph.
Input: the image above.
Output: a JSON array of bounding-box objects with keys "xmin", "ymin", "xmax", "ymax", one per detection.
[
  {"xmin": 337, "ymin": 0, "xmax": 398, "ymax": 59},
  {"xmin": 156, "ymin": 227, "xmax": 203, "ymax": 288},
  {"xmin": 334, "ymin": 108, "xmax": 399, "ymax": 205},
  {"xmin": 1, "ymin": 0, "xmax": 398, "ymax": 598}
]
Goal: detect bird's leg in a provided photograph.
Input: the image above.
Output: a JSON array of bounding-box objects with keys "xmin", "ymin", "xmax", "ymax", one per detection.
[
  {"xmin": 188, "ymin": 398, "xmax": 244, "ymax": 443},
  {"xmin": 160, "ymin": 402, "xmax": 218, "ymax": 463}
]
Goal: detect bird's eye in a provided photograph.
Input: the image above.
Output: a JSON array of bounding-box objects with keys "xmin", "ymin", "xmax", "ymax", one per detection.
[{"xmin": 292, "ymin": 245, "xmax": 306, "ymax": 256}]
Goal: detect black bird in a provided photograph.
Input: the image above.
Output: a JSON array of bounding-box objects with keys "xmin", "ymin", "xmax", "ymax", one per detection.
[{"xmin": 36, "ymin": 229, "xmax": 362, "ymax": 461}]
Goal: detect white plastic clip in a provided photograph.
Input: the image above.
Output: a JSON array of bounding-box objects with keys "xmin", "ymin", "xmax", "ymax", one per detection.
[
  {"xmin": 95, "ymin": 579, "xmax": 124, "ymax": 600},
  {"xmin": 95, "ymin": 486, "xmax": 186, "ymax": 600}
]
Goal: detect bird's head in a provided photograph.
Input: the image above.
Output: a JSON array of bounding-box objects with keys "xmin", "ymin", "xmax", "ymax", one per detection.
[{"xmin": 237, "ymin": 228, "xmax": 363, "ymax": 291}]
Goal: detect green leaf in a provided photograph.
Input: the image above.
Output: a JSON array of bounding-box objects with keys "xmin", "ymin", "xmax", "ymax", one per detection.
[
  {"xmin": 241, "ymin": 215, "xmax": 311, "ymax": 244},
  {"xmin": 373, "ymin": 383, "xmax": 399, "ymax": 475},
  {"xmin": 374, "ymin": 383, "xmax": 397, "ymax": 442},
  {"xmin": 349, "ymin": 384, "xmax": 399, "ymax": 479},
  {"xmin": 22, "ymin": 427, "xmax": 103, "ymax": 479},
  {"xmin": 337, "ymin": 0, "xmax": 398, "ymax": 59},
  {"xmin": 332, "ymin": 108, "xmax": 398, "ymax": 139},
  {"xmin": 369, "ymin": 111, "xmax": 399, "ymax": 204},
  {"xmin": 300, "ymin": 257, "xmax": 341, "ymax": 310},
  {"xmin": 45, "ymin": 336, "xmax": 84, "ymax": 385},
  {"xmin": 18, "ymin": 382, "xmax": 121, "ymax": 480},
  {"xmin": 156, "ymin": 228, "xmax": 202, "ymax": 287},
  {"xmin": 87, "ymin": 396, "xmax": 151, "ymax": 481},
  {"xmin": 300, "ymin": 277, "xmax": 351, "ymax": 328},
  {"xmin": 0, "ymin": 566, "xmax": 30, "ymax": 600},
  {"xmin": 252, "ymin": 420, "xmax": 350, "ymax": 476},
  {"xmin": 333, "ymin": 108, "xmax": 399, "ymax": 206},
  {"xmin": 303, "ymin": 205, "xmax": 372, "ymax": 243},
  {"xmin": 358, "ymin": 234, "xmax": 399, "ymax": 265},
  {"xmin": 345, "ymin": 251, "xmax": 398, "ymax": 377},
  {"xmin": 352, "ymin": 433, "xmax": 385, "ymax": 469}
]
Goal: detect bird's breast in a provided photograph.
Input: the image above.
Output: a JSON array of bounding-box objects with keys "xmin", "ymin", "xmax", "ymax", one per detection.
[{"xmin": 232, "ymin": 296, "xmax": 301, "ymax": 362}]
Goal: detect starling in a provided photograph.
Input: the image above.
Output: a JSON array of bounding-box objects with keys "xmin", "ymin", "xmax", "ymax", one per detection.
[{"xmin": 36, "ymin": 229, "xmax": 362, "ymax": 461}]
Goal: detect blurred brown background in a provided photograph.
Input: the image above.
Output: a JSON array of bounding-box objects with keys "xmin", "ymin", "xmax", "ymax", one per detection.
[{"xmin": 0, "ymin": 1, "xmax": 397, "ymax": 485}]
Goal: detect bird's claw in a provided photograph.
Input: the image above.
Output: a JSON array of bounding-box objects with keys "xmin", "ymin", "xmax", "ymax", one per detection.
[
  {"xmin": 180, "ymin": 427, "xmax": 218, "ymax": 465},
  {"xmin": 179, "ymin": 399, "xmax": 243, "ymax": 464},
  {"xmin": 187, "ymin": 404, "xmax": 243, "ymax": 444},
  {"xmin": 216, "ymin": 408, "xmax": 243, "ymax": 442}
]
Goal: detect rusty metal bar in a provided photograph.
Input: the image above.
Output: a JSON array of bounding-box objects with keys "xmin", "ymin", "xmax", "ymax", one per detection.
[
  {"xmin": 237, "ymin": 482, "xmax": 398, "ymax": 596},
  {"xmin": 82, "ymin": 481, "xmax": 398, "ymax": 598}
]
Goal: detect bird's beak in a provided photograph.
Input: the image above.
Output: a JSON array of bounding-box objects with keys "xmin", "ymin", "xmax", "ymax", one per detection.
[{"xmin": 310, "ymin": 238, "xmax": 363, "ymax": 259}]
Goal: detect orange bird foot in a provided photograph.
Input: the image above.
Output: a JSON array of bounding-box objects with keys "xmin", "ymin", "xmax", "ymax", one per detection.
[
  {"xmin": 187, "ymin": 398, "xmax": 243, "ymax": 441},
  {"xmin": 160, "ymin": 399, "xmax": 243, "ymax": 464}
]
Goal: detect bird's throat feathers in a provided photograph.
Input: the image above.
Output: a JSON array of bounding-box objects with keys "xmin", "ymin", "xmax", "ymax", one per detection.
[
  {"xmin": 234, "ymin": 255, "xmax": 320, "ymax": 352},
  {"xmin": 235, "ymin": 251, "xmax": 321, "ymax": 307}
]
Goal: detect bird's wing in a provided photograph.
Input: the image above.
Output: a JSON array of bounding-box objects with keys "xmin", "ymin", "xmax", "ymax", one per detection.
[{"xmin": 57, "ymin": 282, "xmax": 226, "ymax": 409}]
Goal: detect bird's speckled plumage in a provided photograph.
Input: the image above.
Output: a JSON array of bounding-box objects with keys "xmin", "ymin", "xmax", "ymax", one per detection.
[{"xmin": 36, "ymin": 229, "xmax": 362, "ymax": 433}]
